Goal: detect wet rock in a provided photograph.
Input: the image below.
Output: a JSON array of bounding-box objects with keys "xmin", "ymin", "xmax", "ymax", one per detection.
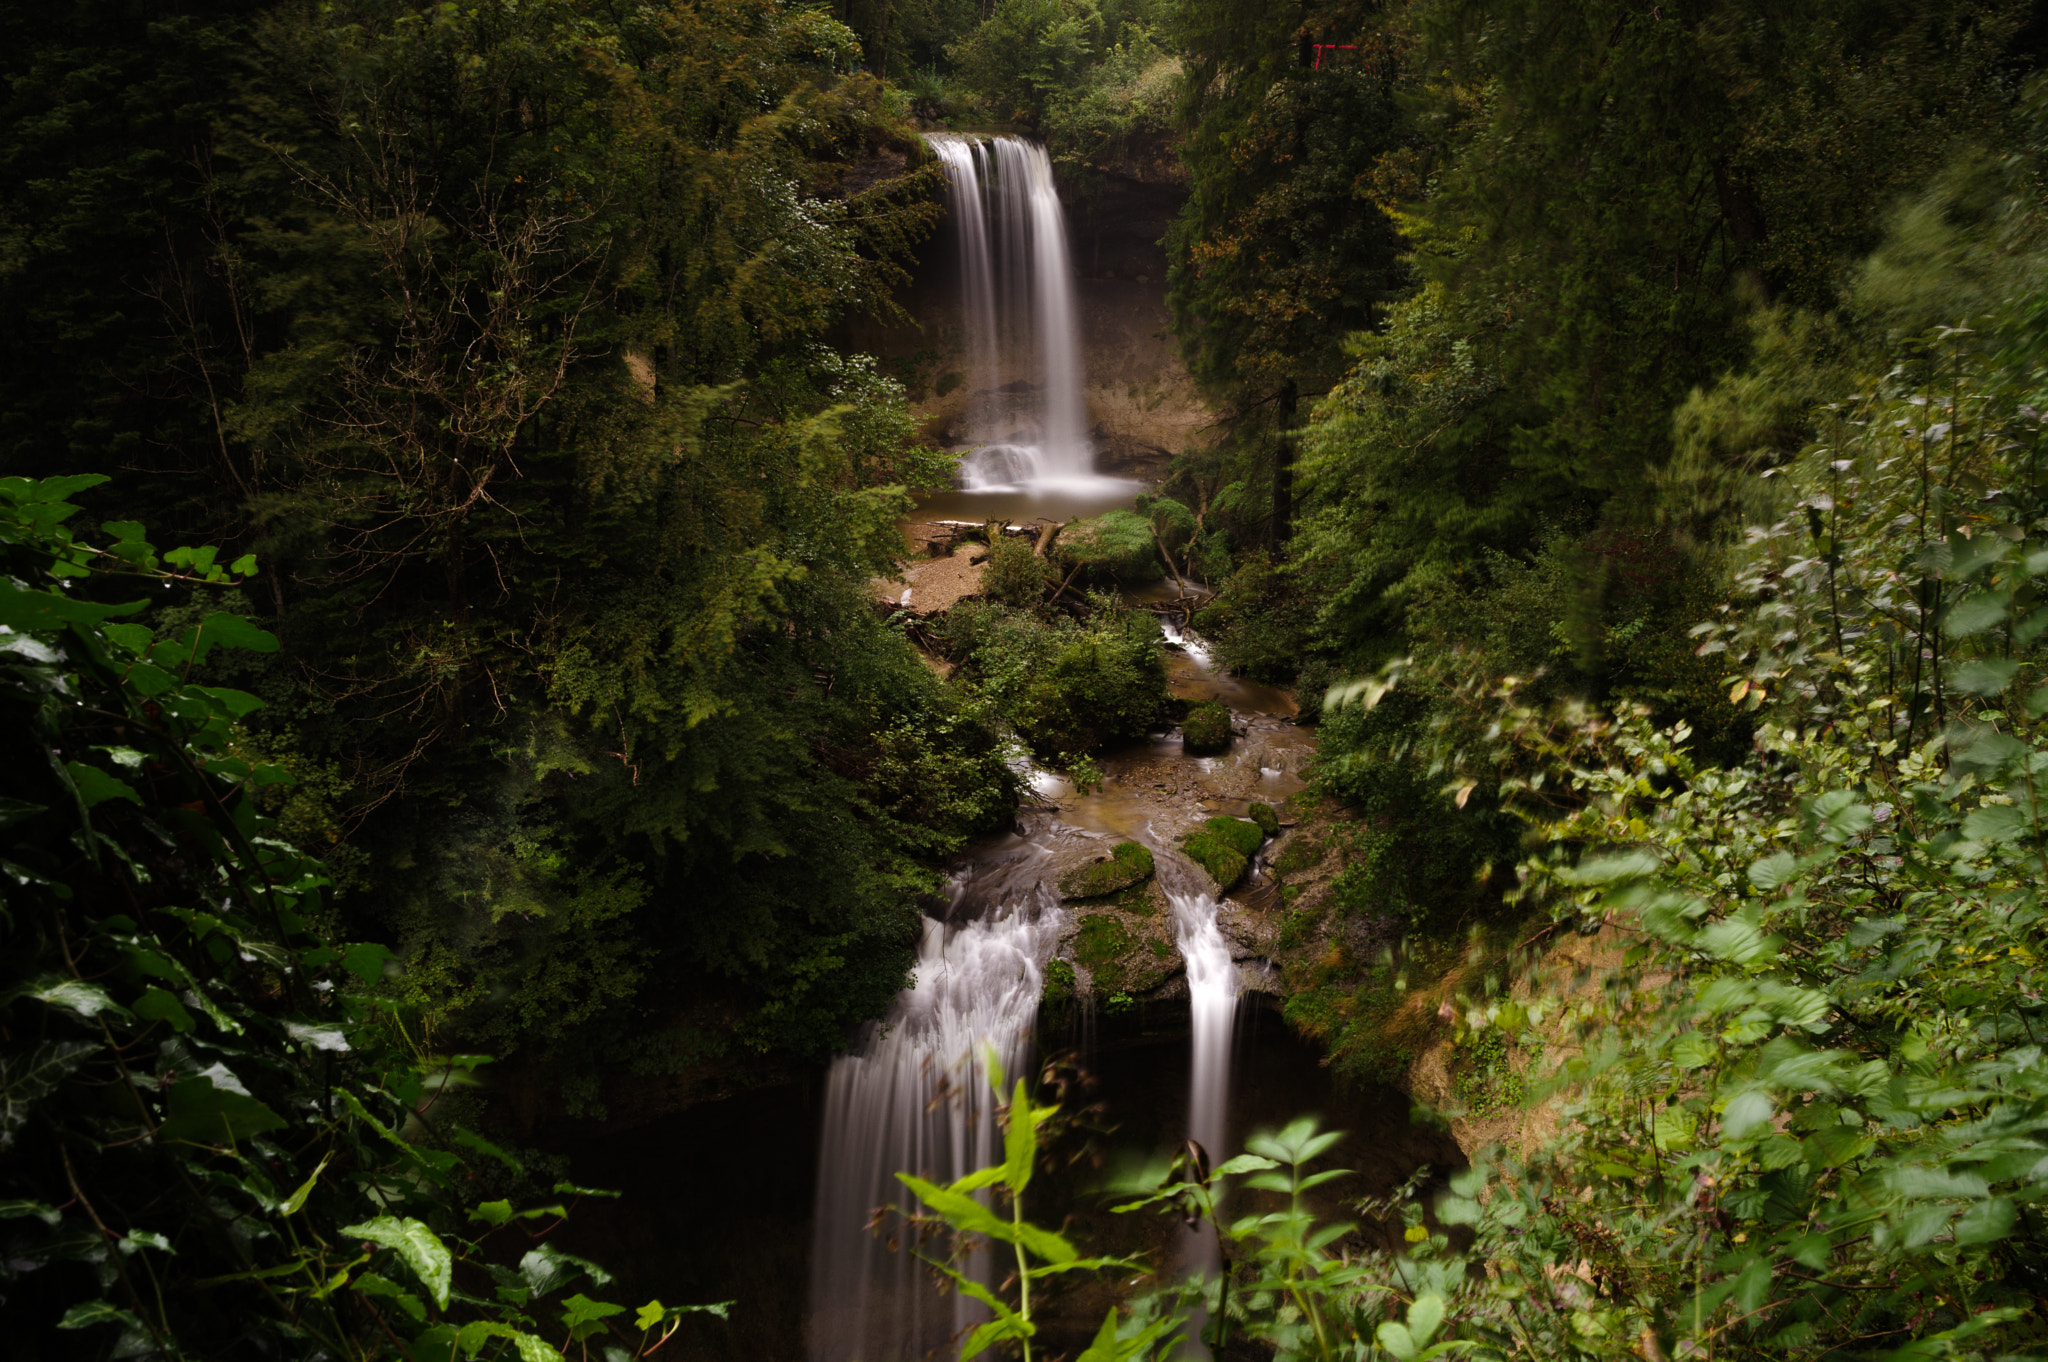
[
  {"xmin": 1065, "ymin": 891, "xmax": 1178, "ymax": 996},
  {"xmin": 1055, "ymin": 841, "xmax": 1155, "ymax": 900},
  {"xmin": 1180, "ymin": 815, "xmax": 1263, "ymax": 892}
]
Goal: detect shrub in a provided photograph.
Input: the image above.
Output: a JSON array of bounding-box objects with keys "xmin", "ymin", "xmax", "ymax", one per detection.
[
  {"xmin": 1181, "ymin": 699, "xmax": 1234, "ymax": 752},
  {"xmin": 982, "ymin": 531, "xmax": 1052, "ymax": 607}
]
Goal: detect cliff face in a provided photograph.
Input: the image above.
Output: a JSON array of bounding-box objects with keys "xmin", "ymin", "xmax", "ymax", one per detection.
[{"xmin": 848, "ymin": 144, "xmax": 1213, "ymax": 478}]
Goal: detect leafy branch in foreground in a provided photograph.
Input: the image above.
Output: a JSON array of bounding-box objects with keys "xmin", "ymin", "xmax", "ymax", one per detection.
[
  {"xmin": 895, "ymin": 1055, "xmax": 1175, "ymax": 1362},
  {"xmin": 0, "ymin": 474, "xmax": 723, "ymax": 1360}
]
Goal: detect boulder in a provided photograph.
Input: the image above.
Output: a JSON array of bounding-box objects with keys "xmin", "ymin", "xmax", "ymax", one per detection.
[{"xmin": 1056, "ymin": 840, "xmax": 1155, "ymax": 900}]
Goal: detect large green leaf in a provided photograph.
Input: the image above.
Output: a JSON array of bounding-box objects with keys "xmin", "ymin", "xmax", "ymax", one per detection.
[
  {"xmin": 340, "ymin": 1216, "xmax": 452, "ymax": 1309},
  {"xmin": 159, "ymin": 1074, "xmax": 287, "ymax": 1144}
]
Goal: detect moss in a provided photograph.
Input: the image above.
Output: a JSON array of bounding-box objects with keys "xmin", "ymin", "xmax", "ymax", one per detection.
[
  {"xmin": 1074, "ymin": 914, "xmax": 1135, "ymax": 978},
  {"xmin": 1056, "ymin": 840, "xmax": 1156, "ymax": 899},
  {"xmin": 1103, "ymin": 877, "xmax": 1157, "ymax": 916},
  {"xmin": 1181, "ymin": 700, "xmax": 1234, "ymax": 754},
  {"xmin": 1041, "ymin": 958, "xmax": 1077, "ymax": 1008},
  {"xmin": 1181, "ymin": 815, "xmax": 1263, "ymax": 890},
  {"xmin": 1204, "ymin": 815, "xmax": 1264, "ymax": 856},
  {"xmin": 1273, "ymin": 834, "xmax": 1324, "ymax": 877},
  {"xmin": 1181, "ymin": 833, "xmax": 1248, "ymax": 891},
  {"xmin": 1248, "ymin": 802, "xmax": 1280, "ymax": 837}
]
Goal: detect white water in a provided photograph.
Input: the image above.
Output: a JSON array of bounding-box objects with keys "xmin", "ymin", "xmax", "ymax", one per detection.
[
  {"xmin": 925, "ymin": 134, "xmax": 1131, "ymax": 497},
  {"xmin": 808, "ymin": 891, "xmax": 1061, "ymax": 1362}
]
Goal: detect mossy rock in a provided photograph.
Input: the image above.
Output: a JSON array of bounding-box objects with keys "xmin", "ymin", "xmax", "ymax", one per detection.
[
  {"xmin": 1273, "ymin": 832, "xmax": 1324, "ymax": 877},
  {"xmin": 1056, "ymin": 841, "xmax": 1155, "ymax": 900},
  {"xmin": 1182, "ymin": 701, "xmax": 1234, "ymax": 754},
  {"xmin": 1181, "ymin": 816, "xmax": 1265, "ymax": 892},
  {"xmin": 1042, "ymin": 958, "xmax": 1077, "ymax": 1008},
  {"xmin": 1248, "ymin": 802, "xmax": 1280, "ymax": 837}
]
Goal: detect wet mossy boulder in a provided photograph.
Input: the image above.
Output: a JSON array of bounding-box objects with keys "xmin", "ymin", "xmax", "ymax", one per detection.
[
  {"xmin": 1180, "ymin": 815, "xmax": 1265, "ymax": 892},
  {"xmin": 1182, "ymin": 701, "xmax": 1233, "ymax": 754},
  {"xmin": 1042, "ymin": 958, "xmax": 1077, "ymax": 1008},
  {"xmin": 1248, "ymin": 802, "xmax": 1280, "ymax": 837},
  {"xmin": 1056, "ymin": 841, "xmax": 1155, "ymax": 900}
]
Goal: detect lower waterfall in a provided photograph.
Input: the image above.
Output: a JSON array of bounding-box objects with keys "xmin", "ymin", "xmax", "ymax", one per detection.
[{"xmin": 807, "ymin": 892, "xmax": 1060, "ymax": 1362}]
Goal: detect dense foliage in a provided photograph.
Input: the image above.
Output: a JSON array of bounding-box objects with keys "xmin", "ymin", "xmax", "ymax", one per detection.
[
  {"xmin": 0, "ymin": 478, "xmax": 694, "ymax": 1361},
  {"xmin": 0, "ymin": 0, "xmax": 1020, "ymax": 1095}
]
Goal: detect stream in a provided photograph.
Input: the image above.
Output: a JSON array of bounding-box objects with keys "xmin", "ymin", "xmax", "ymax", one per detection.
[{"xmin": 549, "ymin": 134, "xmax": 1461, "ymax": 1362}]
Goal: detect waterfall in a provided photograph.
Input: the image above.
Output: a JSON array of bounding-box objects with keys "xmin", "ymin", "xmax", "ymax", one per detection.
[
  {"xmin": 808, "ymin": 891, "xmax": 1060, "ymax": 1362},
  {"xmin": 1170, "ymin": 886, "xmax": 1238, "ymax": 1168},
  {"xmin": 925, "ymin": 134, "xmax": 1102, "ymax": 491}
]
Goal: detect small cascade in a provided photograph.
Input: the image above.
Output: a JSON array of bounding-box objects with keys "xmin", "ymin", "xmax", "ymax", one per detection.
[
  {"xmin": 808, "ymin": 885, "xmax": 1061, "ymax": 1362},
  {"xmin": 925, "ymin": 134, "xmax": 1110, "ymax": 493},
  {"xmin": 1159, "ymin": 849, "xmax": 1239, "ymax": 1320}
]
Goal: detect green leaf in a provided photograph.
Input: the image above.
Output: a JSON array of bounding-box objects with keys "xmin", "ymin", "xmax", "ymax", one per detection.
[
  {"xmin": 521, "ymin": 1241, "xmax": 612, "ymax": 1298},
  {"xmin": 1003, "ymin": 1077, "xmax": 1037, "ymax": 1192},
  {"xmin": 562, "ymin": 1292, "xmax": 628, "ymax": 1330},
  {"xmin": 1406, "ymin": 1293, "xmax": 1445, "ymax": 1347},
  {"xmin": 281, "ymin": 1152, "xmax": 333, "ymax": 1217},
  {"xmin": 0, "ymin": 579, "xmax": 147, "ymax": 633},
  {"xmin": 1808, "ymin": 790, "xmax": 1873, "ymax": 843},
  {"xmin": 0, "ymin": 1041, "xmax": 97, "ymax": 1150},
  {"xmin": 340, "ymin": 943, "xmax": 394, "ymax": 983},
  {"xmin": 962, "ymin": 1315, "xmax": 1033, "ymax": 1360},
  {"xmin": 896, "ymin": 1173, "xmax": 1077, "ymax": 1263},
  {"xmin": 1746, "ymin": 853, "xmax": 1800, "ymax": 890},
  {"xmin": 64, "ymin": 762, "xmax": 138, "ymax": 809},
  {"xmin": 133, "ymin": 986, "xmax": 194, "ymax": 1033},
  {"xmin": 1378, "ymin": 1321, "xmax": 1419, "ymax": 1361},
  {"xmin": 469, "ymin": 1200, "xmax": 516, "ymax": 1228},
  {"xmin": 1211, "ymin": 1153, "xmax": 1280, "ymax": 1176},
  {"xmin": 1721, "ymin": 1090, "xmax": 1774, "ymax": 1141},
  {"xmin": 15, "ymin": 977, "xmax": 127, "ymax": 1019},
  {"xmin": 195, "ymin": 612, "xmax": 277, "ymax": 653},
  {"xmin": 1962, "ymin": 804, "xmax": 2032, "ymax": 843},
  {"xmin": 356, "ymin": 1272, "xmax": 426, "ymax": 1323},
  {"xmin": 340, "ymin": 1217, "xmax": 451, "ymax": 1310},
  {"xmin": 0, "ymin": 1199, "xmax": 63, "ymax": 1226},
  {"xmin": 1953, "ymin": 1197, "xmax": 2015, "ymax": 1245},
  {"xmin": 56, "ymin": 1301, "xmax": 145, "ymax": 1332},
  {"xmin": 1944, "ymin": 590, "xmax": 2010, "ymax": 637},
  {"xmin": 1951, "ymin": 658, "xmax": 2021, "ymax": 695},
  {"xmin": 160, "ymin": 1074, "xmax": 287, "ymax": 1144}
]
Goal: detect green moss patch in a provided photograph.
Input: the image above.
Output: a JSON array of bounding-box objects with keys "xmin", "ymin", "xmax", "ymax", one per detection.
[
  {"xmin": 1181, "ymin": 816, "xmax": 1264, "ymax": 892},
  {"xmin": 1273, "ymin": 833, "xmax": 1324, "ymax": 878},
  {"xmin": 1181, "ymin": 700, "xmax": 1234, "ymax": 754},
  {"xmin": 1248, "ymin": 802, "xmax": 1280, "ymax": 837},
  {"xmin": 1042, "ymin": 958, "xmax": 1077, "ymax": 1008},
  {"xmin": 1056, "ymin": 840, "xmax": 1156, "ymax": 899},
  {"xmin": 1074, "ymin": 914, "xmax": 1134, "ymax": 973}
]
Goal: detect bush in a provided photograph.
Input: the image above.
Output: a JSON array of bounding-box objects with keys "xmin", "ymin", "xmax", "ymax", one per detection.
[
  {"xmin": 983, "ymin": 531, "xmax": 1053, "ymax": 607},
  {"xmin": 1192, "ymin": 554, "xmax": 1318, "ymax": 683},
  {"xmin": 944, "ymin": 596, "xmax": 1170, "ymax": 754},
  {"xmin": 1181, "ymin": 699, "xmax": 1233, "ymax": 752}
]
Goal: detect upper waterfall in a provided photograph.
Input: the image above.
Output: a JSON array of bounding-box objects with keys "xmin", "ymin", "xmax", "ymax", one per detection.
[{"xmin": 925, "ymin": 134, "xmax": 1127, "ymax": 494}]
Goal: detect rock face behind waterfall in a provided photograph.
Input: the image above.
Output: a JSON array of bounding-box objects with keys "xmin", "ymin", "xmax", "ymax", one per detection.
[{"xmin": 846, "ymin": 139, "xmax": 1213, "ymax": 476}]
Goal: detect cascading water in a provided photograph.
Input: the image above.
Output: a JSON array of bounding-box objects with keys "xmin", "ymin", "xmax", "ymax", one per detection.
[
  {"xmin": 808, "ymin": 877, "xmax": 1061, "ymax": 1362},
  {"xmin": 925, "ymin": 134, "xmax": 1116, "ymax": 493}
]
